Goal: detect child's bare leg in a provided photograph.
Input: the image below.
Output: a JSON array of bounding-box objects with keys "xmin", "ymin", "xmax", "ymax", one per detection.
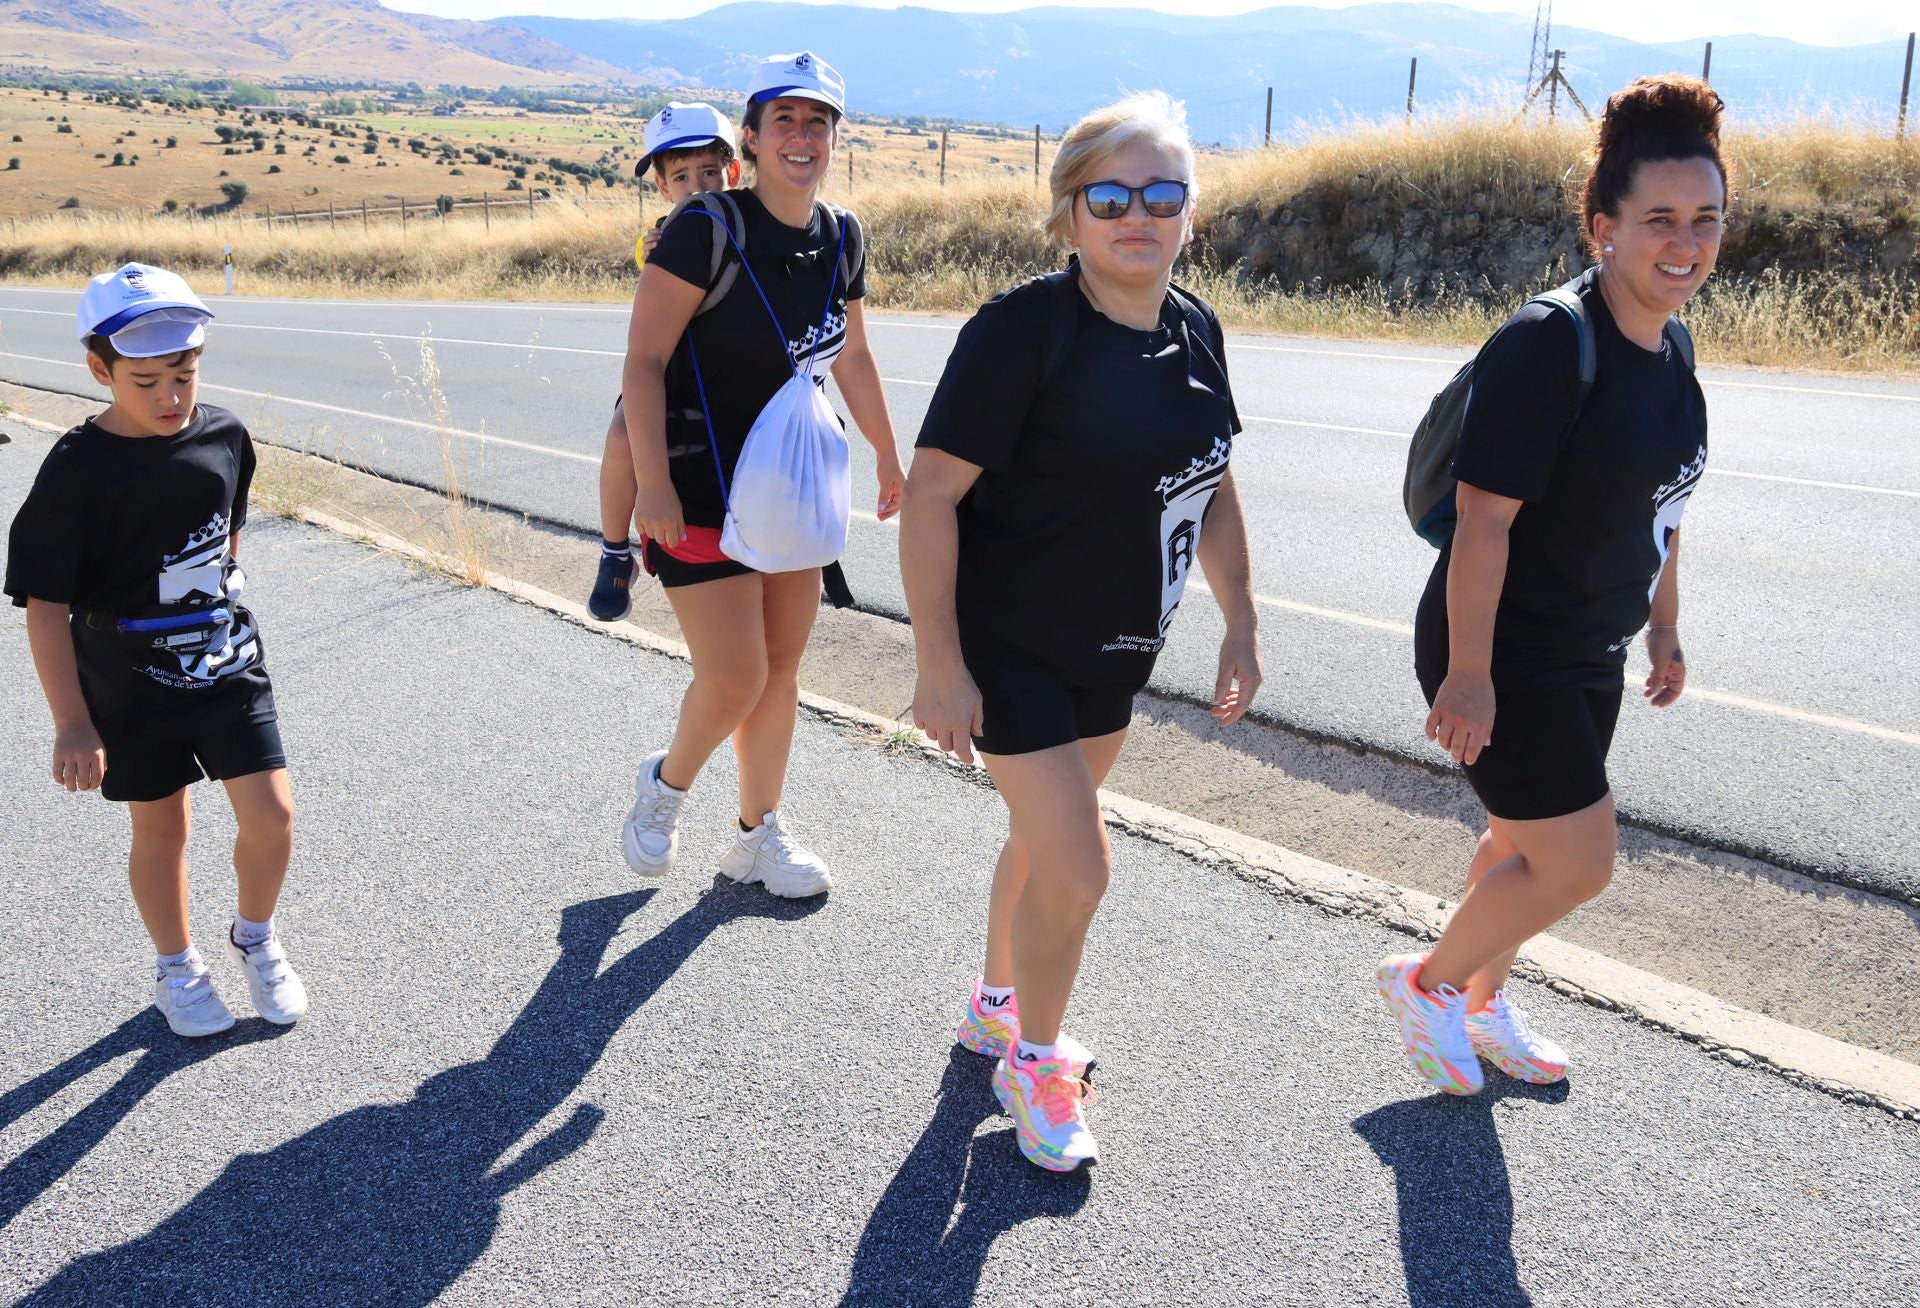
[
  {"xmin": 128, "ymin": 789, "xmax": 193, "ymax": 955},
  {"xmin": 732, "ymin": 567, "xmax": 822, "ymax": 823},
  {"xmin": 659, "ymin": 572, "xmax": 768, "ymax": 792},
  {"xmin": 982, "ymin": 730, "xmax": 1127, "ymax": 990},
  {"xmin": 599, "ymin": 404, "xmax": 638, "ymax": 545},
  {"xmin": 223, "ymin": 769, "xmax": 294, "ymax": 924}
]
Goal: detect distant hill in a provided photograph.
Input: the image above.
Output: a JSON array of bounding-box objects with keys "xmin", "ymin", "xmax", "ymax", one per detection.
[
  {"xmin": 498, "ymin": 2, "xmax": 1914, "ymax": 142},
  {"xmin": 0, "ymin": 0, "xmax": 630, "ymax": 86}
]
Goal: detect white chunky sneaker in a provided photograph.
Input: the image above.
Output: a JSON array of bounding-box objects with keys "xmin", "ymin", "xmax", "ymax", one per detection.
[
  {"xmin": 1376, "ymin": 953, "xmax": 1484, "ymax": 1096},
  {"xmin": 622, "ymin": 750, "xmax": 686, "ymax": 876},
  {"xmin": 154, "ymin": 956, "xmax": 236, "ymax": 1038},
  {"xmin": 718, "ymin": 810, "xmax": 831, "ymax": 898},
  {"xmin": 993, "ymin": 1035, "xmax": 1100, "ymax": 1172},
  {"xmin": 226, "ymin": 930, "xmax": 310, "ymax": 1026},
  {"xmin": 1466, "ymin": 989, "xmax": 1569, "ymax": 1084}
]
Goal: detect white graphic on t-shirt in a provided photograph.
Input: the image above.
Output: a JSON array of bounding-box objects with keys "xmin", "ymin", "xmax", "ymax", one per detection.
[
  {"xmin": 791, "ymin": 306, "xmax": 848, "ymax": 378},
  {"xmin": 1648, "ymin": 443, "xmax": 1707, "ymax": 601},
  {"xmin": 145, "ymin": 512, "xmax": 261, "ymax": 687},
  {"xmin": 1156, "ymin": 436, "xmax": 1232, "ymax": 636}
]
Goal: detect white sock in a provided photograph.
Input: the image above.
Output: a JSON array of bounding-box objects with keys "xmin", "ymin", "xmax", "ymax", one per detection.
[
  {"xmin": 1016, "ymin": 1037, "xmax": 1061, "ymax": 1063},
  {"xmin": 232, "ymin": 914, "xmax": 274, "ymax": 947},
  {"xmin": 977, "ymin": 982, "xmax": 1016, "ymax": 1009},
  {"xmin": 156, "ymin": 945, "xmax": 202, "ymax": 972},
  {"xmin": 651, "ymin": 758, "xmax": 686, "ymax": 796}
]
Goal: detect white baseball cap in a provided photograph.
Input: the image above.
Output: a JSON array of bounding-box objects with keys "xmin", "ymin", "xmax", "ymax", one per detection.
[
  {"xmin": 75, "ymin": 263, "xmax": 214, "ymax": 358},
  {"xmin": 747, "ymin": 51, "xmax": 846, "ymax": 116},
  {"xmin": 635, "ymin": 101, "xmax": 738, "ymax": 178}
]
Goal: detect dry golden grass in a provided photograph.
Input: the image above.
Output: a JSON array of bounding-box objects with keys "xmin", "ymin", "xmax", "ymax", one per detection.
[{"xmin": 5, "ymin": 110, "xmax": 1914, "ymax": 372}]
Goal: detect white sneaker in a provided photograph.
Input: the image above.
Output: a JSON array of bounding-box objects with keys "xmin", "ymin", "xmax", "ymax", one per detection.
[
  {"xmin": 226, "ymin": 930, "xmax": 309, "ymax": 1026},
  {"xmin": 1466, "ymin": 990, "xmax": 1569, "ymax": 1084},
  {"xmin": 154, "ymin": 956, "xmax": 236, "ymax": 1038},
  {"xmin": 622, "ymin": 750, "xmax": 686, "ymax": 875},
  {"xmin": 1375, "ymin": 953, "xmax": 1484, "ymax": 1096},
  {"xmin": 718, "ymin": 810, "xmax": 831, "ymax": 898}
]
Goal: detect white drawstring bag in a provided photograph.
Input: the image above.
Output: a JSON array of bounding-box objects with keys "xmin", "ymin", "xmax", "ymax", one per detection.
[{"xmin": 680, "ymin": 202, "xmax": 852, "ymax": 574}]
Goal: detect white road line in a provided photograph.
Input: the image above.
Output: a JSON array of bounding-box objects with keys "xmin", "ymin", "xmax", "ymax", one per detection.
[
  {"xmin": 5, "ymin": 346, "xmax": 1911, "ymax": 747},
  {"xmin": 0, "ymin": 286, "xmax": 629, "ymax": 314},
  {"xmin": 0, "ymin": 308, "xmax": 629, "ymax": 357},
  {"xmin": 1242, "ymin": 414, "xmax": 1406, "ymax": 438},
  {"xmin": 0, "ymin": 351, "xmax": 598, "ymax": 464},
  {"xmin": 1707, "ymin": 468, "xmax": 1920, "ymax": 500}
]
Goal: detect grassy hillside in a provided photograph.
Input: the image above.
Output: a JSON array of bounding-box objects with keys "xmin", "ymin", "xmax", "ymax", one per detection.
[{"xmin": 3, "ymin": 102, "xmax": 1914, "ymax": 372}]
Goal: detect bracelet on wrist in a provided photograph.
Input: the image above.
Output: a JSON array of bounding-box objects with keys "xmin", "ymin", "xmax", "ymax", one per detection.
[{"xmin": 1646, "ymin": 624, "xmax": 1678, "ymax": 632}]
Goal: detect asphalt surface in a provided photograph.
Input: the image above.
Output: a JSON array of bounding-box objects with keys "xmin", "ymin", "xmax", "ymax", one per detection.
[
  {"xmin": 2, "ymin": 285, "xmax": 1916, "ymax": 903},
  {"xmin": 2, "ymin": 421, "xmax": 1916, "ymax": 1306}
]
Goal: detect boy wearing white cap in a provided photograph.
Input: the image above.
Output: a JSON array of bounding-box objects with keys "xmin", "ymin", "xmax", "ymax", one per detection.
[
  {"xmin": 588, "ymin": 101, "xmax": 741, "ymax": 621},
  {"xmin": 5, "ymin": 263, "xmax": 308, "ymax": 1038}
]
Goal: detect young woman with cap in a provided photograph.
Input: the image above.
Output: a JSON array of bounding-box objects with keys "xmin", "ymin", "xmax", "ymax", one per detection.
[
  {"xmin": 1379, "ymin": 74, "xmax": 1724, "ymax": 1096},
  {"xmin": 900, "ymin": 91, "xmax": 1260, "ymax": 1171},
  {"xmin": 615, "ymin": 51, "xmax": 904, "ymax": 899}
]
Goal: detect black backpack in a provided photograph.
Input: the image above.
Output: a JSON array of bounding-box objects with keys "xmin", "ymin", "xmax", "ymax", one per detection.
[
  {"xmin": 669, "ymin": 190, "xmax": 861, "ymax": 321},
  {"xmin": 1402, "ymin": 276, "xmax": 1694, "ymax": 548}
]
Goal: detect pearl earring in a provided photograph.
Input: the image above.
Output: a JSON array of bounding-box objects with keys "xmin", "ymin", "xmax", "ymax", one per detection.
[{"xmin": 1602, "ymin": 243, "xmax": 1615, "ymax": 254}]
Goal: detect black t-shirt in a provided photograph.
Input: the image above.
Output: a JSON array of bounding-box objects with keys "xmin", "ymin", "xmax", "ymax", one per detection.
[
  {"xmin": 1415, "ymin": 269, "xmax": 1709, "ymax": 688},
  {"xmin": 917, "ymin": 276, "xmax": 1241, "ymax": 688},
  {"xmin": 4, "ymin": 404, "xmax": 273, "ymax": 726},
  {"xmin": 647, "ymin": 189, "xmax": 868, "ymax": 528}
]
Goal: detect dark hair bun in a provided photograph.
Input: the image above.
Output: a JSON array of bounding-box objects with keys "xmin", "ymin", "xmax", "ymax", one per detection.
[{"xmin": 1599, "ymin": 75, "xmax": 1724, "ymax": 150}]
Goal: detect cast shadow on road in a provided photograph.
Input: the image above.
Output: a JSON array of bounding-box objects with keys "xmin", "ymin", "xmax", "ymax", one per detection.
[
  {"xmin": 18, "ymin": 882, "xmax": 819, "ymax": 1306},
  {"xmin": 1353, "ymin": 1076, "xmax": 1572, "ymax": 1308},
  {"xmin": 0, "ymin": 1011, "xmax": 291, "ymax": 1230},
  {"xmin": 836, "ymin": 1046, "xmax": 1091, "ymax": 1305}
]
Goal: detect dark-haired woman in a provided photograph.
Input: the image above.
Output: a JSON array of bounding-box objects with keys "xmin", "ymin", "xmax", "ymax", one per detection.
[
  {"xmin": 1378, "ymin": 74, "xmax": 1723, "ymax": 1095},
  {"xmin": 617, "ymin": 51, "xmax": 904, "ymax": 898}
]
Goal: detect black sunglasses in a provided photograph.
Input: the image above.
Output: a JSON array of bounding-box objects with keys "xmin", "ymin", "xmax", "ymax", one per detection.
[{"xmin": 1079, "ymin": 179, "xmax": 1190, "ymax": 220}]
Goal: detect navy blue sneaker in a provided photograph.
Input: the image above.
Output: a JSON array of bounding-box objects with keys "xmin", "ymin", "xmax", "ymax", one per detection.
[{"xmin": 587, "ymin": 550, "xmax": 639, "ymax": 621}]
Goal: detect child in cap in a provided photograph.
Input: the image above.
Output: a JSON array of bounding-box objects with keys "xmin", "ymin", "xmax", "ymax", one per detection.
[
  {"xmin": 5, "ymin": 262, "xmax": 308, "ymax": 1038},
  {"xmin": 587, "ymin": 102, "xmax": 742, "ymax": 622}
]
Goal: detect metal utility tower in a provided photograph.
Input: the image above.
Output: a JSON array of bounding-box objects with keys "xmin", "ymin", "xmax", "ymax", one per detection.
[
  {"xmin": 1526, "ymin": 0, "xmax": 1554, "ymax": 90},
  {"xmin": 1518, "ymin": 48, "xmax": 1592, "ymax": 123}
]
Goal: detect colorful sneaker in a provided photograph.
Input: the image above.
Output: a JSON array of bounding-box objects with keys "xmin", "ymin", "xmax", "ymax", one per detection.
[
  {"xmin": 154, "ymin": 956, "xmax": 236, "ymax": 1038},
  {"xmin": 956, "ymin": 979, "xmax": 1020, "ymax": 1059},
  {"xmin": 226, "ymin": 929, "xmax": 309, "ymax": 1026},
  {"xmin": 718, "ymin": 810, "xmax": 831, "ymax": 898},
  {"xmin": 1376, "ymin": 953, "xmax": 1484, "ymax": 1096},
  {"xmin": 993, "ymin": 1039, "xmax": 1100, "ymax": 1172},
  {"xmin": 587, "ymin": 549, "xmax": 639, "ymax": 622},
  {"xmin": 621, "ymin": 750, "xmax": 686, "ymax": 876},
  {"xmin": 1466, "ymin": 989, "xmax": 1568, "ymax": 1084}
]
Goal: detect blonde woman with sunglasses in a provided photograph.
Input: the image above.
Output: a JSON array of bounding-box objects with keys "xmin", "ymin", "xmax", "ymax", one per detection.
[{"xmin": 900, "ymin": 91, "xmax": 1261, "ymax": 1172}]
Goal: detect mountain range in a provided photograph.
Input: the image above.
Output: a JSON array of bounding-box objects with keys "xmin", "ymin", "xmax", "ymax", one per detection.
[
  {"xmin": 499, "ymin": 3, "xmax": 1914, "ymax": 141},
  {"xmin": 1, "ymin": 0, "xmax": 1907, "ymax": 139}
]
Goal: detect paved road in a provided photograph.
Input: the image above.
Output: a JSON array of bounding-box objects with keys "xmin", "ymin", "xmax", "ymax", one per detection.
[
  {"xmin": 3, "ymin": 285, "xmax": 1916, "ymax": 901},
  {"xmin": 2, "ymin": 421, "xmax": 1915, "ymax": 1305}
]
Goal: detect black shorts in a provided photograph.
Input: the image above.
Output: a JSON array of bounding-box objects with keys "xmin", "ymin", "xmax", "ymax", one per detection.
[
  {"xmin": 98, "ymin": 682, "xmax": 286, "ymax": 804},
  {"xmin": 963, "ymin": 638, "xmax": 1138, "ymax": 757},
  {"xmin": 640, "ymin": 537, "xmax": 755, "ymax": 588},
  {"xmin": 1418, "ymin": 675, "xmax": 1622, "ymax": 821}
]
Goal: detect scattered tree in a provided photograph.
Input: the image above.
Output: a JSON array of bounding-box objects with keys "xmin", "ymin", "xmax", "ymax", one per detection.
[
  {"xmin": 220, "ymin": 180, "xmax": 250, "ymax": 206},
  {"xmin": 5, "ymin": 158, "xmax": 18, "ymax": 171},
  {"xmin": 58, "ymin": 196, "xmax": 79, "ymax": 208}
]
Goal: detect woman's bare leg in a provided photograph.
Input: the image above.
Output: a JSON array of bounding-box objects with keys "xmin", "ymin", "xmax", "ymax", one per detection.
[
  {"xmin": 658, "ymin": 572, "xmax": 767, "ymax": 793},
  {"xmin": 983, "ymin": 729, "xmax": 1128, "ymax": 990},
  {"xmin": 732, "ymin": 567, "xmax": 822, "ymax": 825},
  {"xmin": 1420, "ymin": 795, "xmax": 1617, "ymax": 995}
]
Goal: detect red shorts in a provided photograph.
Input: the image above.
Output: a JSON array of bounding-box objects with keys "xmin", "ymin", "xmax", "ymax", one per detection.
[{"xmin": 639, "ymin": 526, "xmax": 753, "ymax": 588}]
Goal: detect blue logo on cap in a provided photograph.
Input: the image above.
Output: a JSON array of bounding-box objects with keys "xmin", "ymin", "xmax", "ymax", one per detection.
[
  {"xmin": 125, "ymin": 269, "xmax": 149, "ymax": 290},
  {"xmin": 660, "ymin": 107, "xmax": 673, "ymax": 125},
  {"xmin": 795, "ymin": 53, "xmax": 811, "ymax": 70}
]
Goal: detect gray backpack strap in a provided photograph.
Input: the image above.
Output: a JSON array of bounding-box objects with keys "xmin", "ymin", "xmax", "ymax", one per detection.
[
  {"xmin": 1531, "ymin": 283, "xmax": 1598, "ymax": 404},
  {"xmin": 1665, "ymin": 315, "xmax": 1696, "ymax": 372},
  {"xmin": 690, "ymin": 191, "xmax": 745, "ymax": 318},
  {"xmin": 822, "ymin": 204, "xmax": 860, "ymax": 298}
]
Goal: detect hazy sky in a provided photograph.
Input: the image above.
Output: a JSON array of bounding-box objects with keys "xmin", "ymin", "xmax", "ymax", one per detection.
[{"xmin": 379, "ymin": 0, "xmax": 1907, "ymax": 48}]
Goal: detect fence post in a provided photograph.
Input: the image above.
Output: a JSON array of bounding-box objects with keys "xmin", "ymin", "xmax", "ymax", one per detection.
[
  {"xmin": 361, "ymin": 198, "xmax": 368, "ymax": 232},
  {"xmin": 1407, "ymin": 57, "xmax": 1418, "ymax": 120},
  {"xmin": 1900, "ymin": 32, "xmax": 1915, "ymax": 141},
  {"xmin": 848, "ymin": 149, "xmax": 854, "ymax": 194},
  {"xmin": 328, "ymin": 200, "xmax": 335, "ymax": 231},
  {"xmin": 401, "ymin": 195, "xmax": 407, "ymax": 236},
  {"xmin": 1702, "ymin": 41, "xmax": 1713, "ymax": 82},
  {"xmin": 528, "ymin": 188, "xmax": 535, "ymax": 216},
  {"xmin": 1033, "ymin": 123, "xmax": 1041, "ymax": 187},
  {"xmin": 484, "ymin": 192, "xmax": 491, "ymax": 231},
  {"xmin": 939, "ymin": 127, "xmax": 948, "ymax": 185},
  {"xmin": 1264, "ymin": 87, "xmax": 1273, "ymax": 147}
]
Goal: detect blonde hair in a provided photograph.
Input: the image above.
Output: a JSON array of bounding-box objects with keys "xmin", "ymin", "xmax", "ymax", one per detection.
[{"xmin": 1044, "ymin": 90, "xmax": 1197, "ymax": 247}]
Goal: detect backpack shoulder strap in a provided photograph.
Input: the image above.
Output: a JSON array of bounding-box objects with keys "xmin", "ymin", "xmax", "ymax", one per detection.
[
  {"xmin": 817, "ymin": 202, "xmax": 861, "ymax": 298},
  {"xmin": 684, "ymin": 191, "xmax": 745, "ymax": 318},
  {"xmin": 1034, "ymin": 262, "xmax": 1083, "ymax": 394},
  {"xmin": 1665, "ymin": 314, "xmax": 1696, "ymax": 372},
  {"xmin": 1168, "ymin": 281, "xmax": 1222, "ymax": 368},
  {"xmin": 1528, "ymin": 283, "xmax": 1598, "ymax": 406}
]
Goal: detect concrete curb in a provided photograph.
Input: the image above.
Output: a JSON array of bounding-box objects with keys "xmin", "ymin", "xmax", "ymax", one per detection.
[{"xmin": 283, "ymin": 500, "xmax": 1920, "ymax": 1123}]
